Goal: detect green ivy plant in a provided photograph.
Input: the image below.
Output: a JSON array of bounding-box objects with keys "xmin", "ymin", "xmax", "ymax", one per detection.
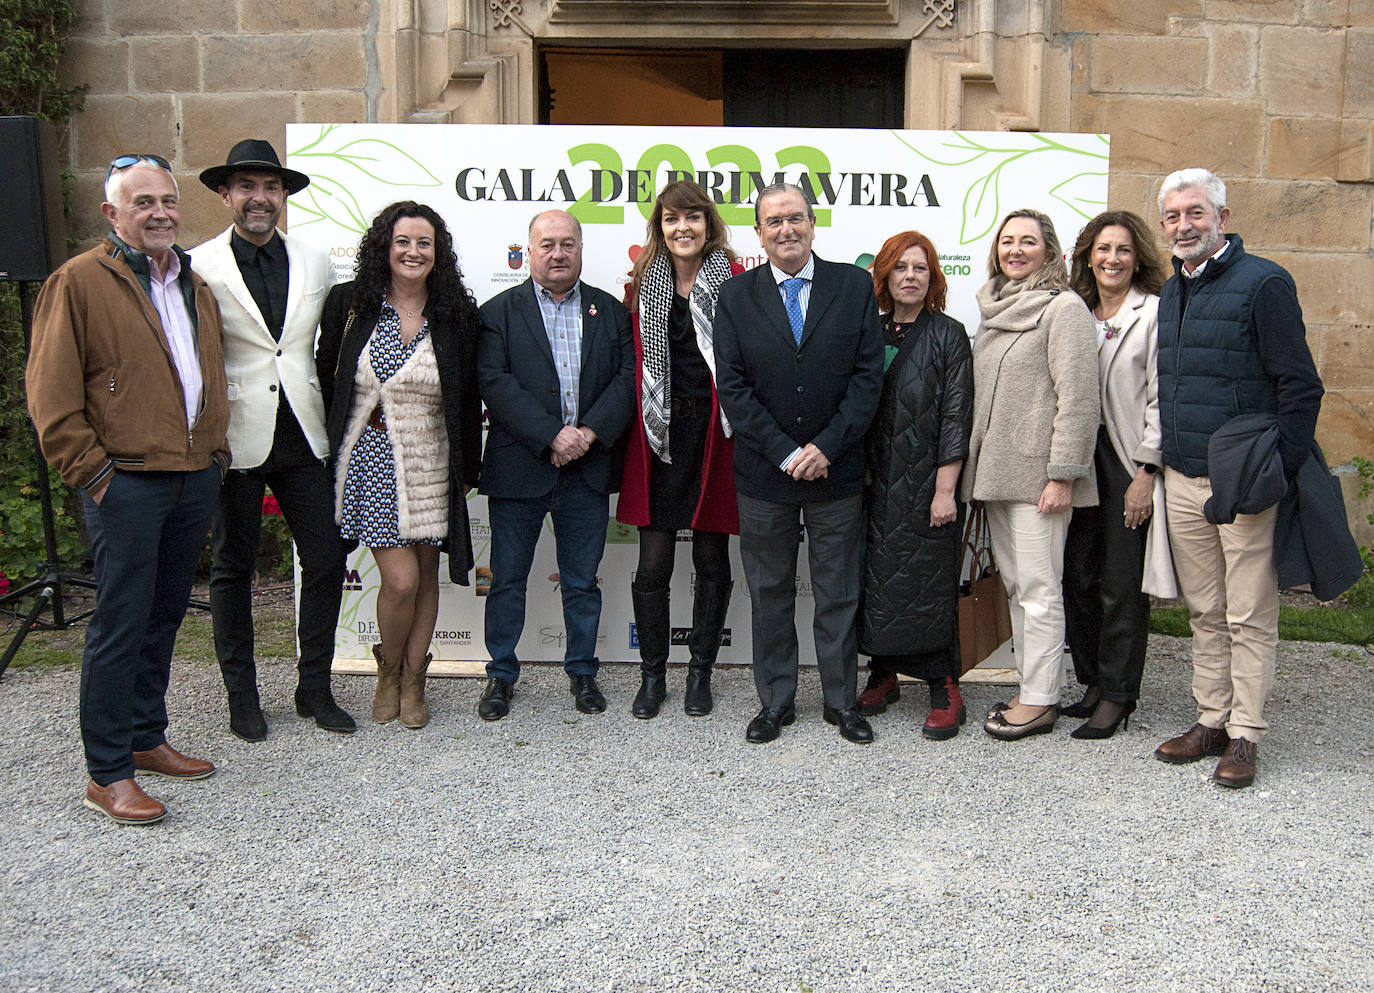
[{"xmin": 0, "ymin": 0, "xmax": 86, "ymax": 593}]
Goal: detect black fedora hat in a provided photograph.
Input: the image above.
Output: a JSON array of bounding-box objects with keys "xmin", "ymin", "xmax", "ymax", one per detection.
[{"xmin": 199, "ymin": 139, "xmax": 310, "ymax": 195}]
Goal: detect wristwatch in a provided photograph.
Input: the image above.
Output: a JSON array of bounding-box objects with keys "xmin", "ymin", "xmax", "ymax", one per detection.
[{"xmin": 1137, "ymin": 462, "xmax": 1158, "ymax": 475}]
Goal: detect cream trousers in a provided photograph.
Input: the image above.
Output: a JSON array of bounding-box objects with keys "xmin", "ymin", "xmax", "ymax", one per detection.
[
  {"xmin": 984, "ymin": 500, "xmax": 1070, "ymax": 707},
  {"xmin": 1163, "ymin": 468, "xmax": 1279, "ymax": 743}
]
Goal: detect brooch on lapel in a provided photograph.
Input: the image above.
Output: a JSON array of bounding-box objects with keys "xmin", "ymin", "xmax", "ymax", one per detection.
[
  {"xmin": 588, "ymin": 304, "xmax": 598, "ymax": 316},
  {"xmin": 1103, "ymin": 325, "xmax": 1120, "ymax": 340}
]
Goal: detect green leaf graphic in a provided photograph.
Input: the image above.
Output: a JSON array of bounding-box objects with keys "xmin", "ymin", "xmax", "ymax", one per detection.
[
  {"xmin": 294, "ymin": 138, "xmax": 444, "ymax": 187},
  {"xmin": 892, "ymin": 130, "xmax": 1109, "ymax": 246},
  {"xmin": 292, "ymin": 175, "xmax": 370, "ymax": 235}
]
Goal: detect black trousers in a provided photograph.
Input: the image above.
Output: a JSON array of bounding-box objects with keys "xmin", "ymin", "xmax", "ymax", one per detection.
[
  {"xmin": 1063, "ymin": 427, "xmax": 1151, "ymax": 703},
  {"xmin": 209, "ymin": 458, "xmax": 345, "ymax": 694}
]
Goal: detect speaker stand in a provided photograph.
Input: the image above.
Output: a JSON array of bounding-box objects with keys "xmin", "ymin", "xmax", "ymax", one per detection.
[{"xmin": 0, "ymin": 283, "xmax": 99, "ymax": 682}]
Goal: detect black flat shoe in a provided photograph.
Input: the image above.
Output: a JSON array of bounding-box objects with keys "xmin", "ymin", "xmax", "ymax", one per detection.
[
  {"xmin": 294, "ymin": 688, "xmax": 357, "ymax": 734},
  {"xmin": 227, "ymin": 691, "xmax": 267, "ymax": 743},
  {"xmin": 823, "ymin": 706, "xmax": 875, "ymax": 744},
  {"xmin": 1061, "ymin": 684, "xmax": 1101, "ymax": 719},
  {"xmin": 1070, "ymin": 699, "xmax": 1136, "ymax": 740},
  {"xmin": 478, "ymin": 677, "xmax": 512, "ymax": 721},
  {"xmin": 570, "ymin": 674, "xmax": 606, "ymax": 714},
  {"xmin": 745, "ymin": 705, "xmax": 796, "ymax": 744}
]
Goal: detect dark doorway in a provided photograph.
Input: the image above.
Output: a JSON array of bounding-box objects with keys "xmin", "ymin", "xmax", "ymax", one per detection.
[
  {"xmin": 540, "ymin": 47, "xmax": 905, "ymax": 127},
  {"xmin": 722, "ymin": 49, "xmax": 906, "ymax": 128}
]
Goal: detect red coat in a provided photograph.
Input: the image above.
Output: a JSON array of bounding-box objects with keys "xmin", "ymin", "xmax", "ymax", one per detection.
[{"xmin": 616, "ymin": 262, "xmax": 744, "ymax": 535}]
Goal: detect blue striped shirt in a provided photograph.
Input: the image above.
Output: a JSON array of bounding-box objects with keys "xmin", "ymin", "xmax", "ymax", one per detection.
[
  {"xmin": 770, "ymin": 256, "xmax": 815, "ymax": 470},
  {"xmin": 535, "ymin": 281, "xmax": 582, "ymax": 425}
]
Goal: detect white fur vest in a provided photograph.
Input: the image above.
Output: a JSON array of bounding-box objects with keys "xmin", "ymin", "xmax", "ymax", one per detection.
[{"xmin": 334, "ymin": 331, "xmax": 449, "ymax": 540}]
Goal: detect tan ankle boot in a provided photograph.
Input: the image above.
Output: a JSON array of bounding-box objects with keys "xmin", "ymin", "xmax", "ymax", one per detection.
[
  {"xmin": 400, "ymin": 652, "xmax": 433, "ymax": 729},
  {"xmin": 371, "ymin": 644, "xmax": 403, "ymax": 724}
]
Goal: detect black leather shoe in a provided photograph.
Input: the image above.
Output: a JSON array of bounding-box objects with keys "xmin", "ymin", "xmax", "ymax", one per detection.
[
  {"xmin": 745, "ymin": 705, "xmax": 796, "ymax": 744},
  {"xmin": 823, "ymin": 706, "xmax": 875, "ymax": 744},
  {"xmin": 570, "ymin": 674, "xmax": 606, "ymax": 714},
  {"xmin": 227, "ymin": 690, "xmax": 267, "ymax": 743},
  {"xmin": 478, "ymin": 677, "xmax": 512, "ymax": 721},
  {"xmin": 294, "ymin": 687, "xmax": 357, "ymax": 734}
]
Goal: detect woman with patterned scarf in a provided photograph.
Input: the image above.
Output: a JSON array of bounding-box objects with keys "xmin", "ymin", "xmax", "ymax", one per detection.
[{"xmin": 616, "ymin": 180, "xmax": 744, "ymax": 720}]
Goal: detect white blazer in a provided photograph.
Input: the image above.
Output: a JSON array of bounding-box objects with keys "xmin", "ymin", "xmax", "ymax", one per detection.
[
  {"xmin": 1098, "ymin": 287, "xmax": 1177, "ymax": 598},
  {"xmin": 190, "ymin": 226, "xmax": 335, "ymax": 469}
]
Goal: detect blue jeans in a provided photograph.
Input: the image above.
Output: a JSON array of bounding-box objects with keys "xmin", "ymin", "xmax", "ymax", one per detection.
[
  {"xmin": 80, "ymin": 466, "xmax": 221, "ymax": 784},
  {"xmin": 484, "ymin": 472, "xmax": 609, "ymax": 683}
]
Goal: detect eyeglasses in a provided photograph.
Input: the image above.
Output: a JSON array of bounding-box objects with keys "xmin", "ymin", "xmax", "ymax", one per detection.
[
  {"xmin": 760, "ymin": 212, "xmax": 811, "ymax": 232},
  {"xmin": 106, "ymin": 153, "xmax": 172, "ymax": 181}
]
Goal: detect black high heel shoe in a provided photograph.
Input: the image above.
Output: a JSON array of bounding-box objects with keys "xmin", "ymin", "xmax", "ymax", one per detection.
[
  {"xmin": 1061, "ymin": 684, "xmax": 1101, "ymax": 719},
  {"xmin": 1070, "ymin": 699, "xmax": 1136, "ymax": 740}
]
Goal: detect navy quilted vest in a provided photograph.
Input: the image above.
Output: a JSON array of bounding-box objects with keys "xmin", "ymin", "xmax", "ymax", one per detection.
[{"xmin": 1157, "ymin": 236, "xmax": 1282, "ymax": 477}]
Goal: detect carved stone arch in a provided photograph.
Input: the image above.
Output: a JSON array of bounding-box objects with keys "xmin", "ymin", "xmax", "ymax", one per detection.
[{"xmin": 399, "ymin": 0, "xmax": 1065, "ymax": 130}]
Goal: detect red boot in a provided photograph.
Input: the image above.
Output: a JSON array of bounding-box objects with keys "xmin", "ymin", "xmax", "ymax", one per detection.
[
  {"xmin": 923, "ymin": 676, "xmax": 966, "ymax": 740},
  {"xmin": 857, "ymin": 662, "xmax": 899, "ymax": 715}
]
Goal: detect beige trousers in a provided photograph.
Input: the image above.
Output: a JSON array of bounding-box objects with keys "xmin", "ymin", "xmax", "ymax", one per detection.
[
  {"xmin": 1163, "ymin": 468, "xmax": 1279, "ymax": 743},
  {"xmin": 985, "ymin": 500, "xmax": 1070, "ymax": 707}
]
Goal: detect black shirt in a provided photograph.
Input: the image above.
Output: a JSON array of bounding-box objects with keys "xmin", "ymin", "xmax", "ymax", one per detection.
[{"xmin": 230, "ymin": 229, "xmax": 288, "ymax": 340}]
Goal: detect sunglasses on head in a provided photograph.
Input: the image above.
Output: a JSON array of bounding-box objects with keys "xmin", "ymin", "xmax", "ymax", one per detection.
[{"xmin": 106, "ymin": 153, "xmax": 172, "ymax": 181}]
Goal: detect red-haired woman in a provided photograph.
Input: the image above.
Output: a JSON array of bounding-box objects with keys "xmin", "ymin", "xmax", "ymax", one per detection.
[
  {"xmin": 617, "ymin": 181, "xmax": 744, "ymax": 719},
  {"xmin": 857, "ymin": 231, "xmax": 974, "ymax": 739}
]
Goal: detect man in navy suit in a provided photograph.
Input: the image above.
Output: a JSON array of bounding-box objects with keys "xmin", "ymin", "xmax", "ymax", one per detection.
[
  {"xmin": 476, "ymin": 209, "xmax": 634, "ymax": 720},
  {"xmin": 714, "ymin": 183, "xmax": 885, "ymax": 744}
]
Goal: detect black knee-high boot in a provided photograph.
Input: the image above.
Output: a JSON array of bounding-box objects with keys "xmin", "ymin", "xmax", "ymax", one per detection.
[
  {"xmin": 631, "ymin": 581, "xmax": 670, "ymax": 719},
  {"xmin": 685, "ymin": 578, "xmax": 732, "ymax": 716}
]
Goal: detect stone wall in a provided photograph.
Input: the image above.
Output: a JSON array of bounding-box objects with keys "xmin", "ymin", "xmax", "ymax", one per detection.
[
  {"xmin": 1063, "ymin": 0, "xmax": 1374, "ymax": 534},
  {"xmin": 54, "ymin": 0, "xmax": 1374, "ymax": 511}
]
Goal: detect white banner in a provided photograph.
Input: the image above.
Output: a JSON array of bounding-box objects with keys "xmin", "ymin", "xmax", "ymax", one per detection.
[{"xmin": 286, "ymin": 124, "xmax": 1109, "ymax": 668}]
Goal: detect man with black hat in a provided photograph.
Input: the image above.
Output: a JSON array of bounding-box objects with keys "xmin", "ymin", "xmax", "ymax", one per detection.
[{"xmin": 191, "ymin": 139, "xmax": 353, "ymax": 741}]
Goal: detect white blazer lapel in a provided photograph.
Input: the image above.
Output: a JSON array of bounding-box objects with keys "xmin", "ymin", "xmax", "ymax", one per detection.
[{"xmin": 212, "ymin": 228, "xmax": 272, "ymax": 339}]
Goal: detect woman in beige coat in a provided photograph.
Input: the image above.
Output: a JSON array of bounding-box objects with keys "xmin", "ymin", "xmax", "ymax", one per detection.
[
  {"xmin": 961, "ymin": 208, "xmax": 1099, "ymax": 740},
  {"xmin": 1061, "ymin": 211, "xmax": 1177, "ymax": 739}
]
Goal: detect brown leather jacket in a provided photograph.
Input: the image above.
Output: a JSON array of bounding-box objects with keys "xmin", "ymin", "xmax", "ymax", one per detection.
[{"xmin": 26, "ymin": 238, "xmax": 230, "ymax": 493}]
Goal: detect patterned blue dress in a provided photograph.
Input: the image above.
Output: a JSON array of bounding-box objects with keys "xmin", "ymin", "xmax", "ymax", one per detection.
[{"xmin": 339, "ymin": 303, "xmax": 441, "ymax": 548}]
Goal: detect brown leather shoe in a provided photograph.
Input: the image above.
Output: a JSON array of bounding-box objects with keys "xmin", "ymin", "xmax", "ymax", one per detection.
[
  {"xmin": 83, "ymin": 779, "xmax": 167, "ymax": 825},
  {"xmin": 1154, "ymin": 723, "xmax": 1229, "ymax": 764},
  {"xmin": 133, "ymin": 743, "xmax": 215, "ymax": 780},
  {"xmin": 1213, "ymin": 737, "xmax": 1258, "ymax": 789}
]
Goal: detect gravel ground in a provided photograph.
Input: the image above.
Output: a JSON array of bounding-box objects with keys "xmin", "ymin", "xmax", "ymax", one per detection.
[{"xmin": 1, "ymin": 637, "xmax": 1371, "ymax": 993}]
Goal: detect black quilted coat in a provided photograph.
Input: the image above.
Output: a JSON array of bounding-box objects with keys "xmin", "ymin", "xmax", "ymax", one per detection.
[{"xmin": 859, "ymin": 311, "xmax": 974, "ymax": 655}]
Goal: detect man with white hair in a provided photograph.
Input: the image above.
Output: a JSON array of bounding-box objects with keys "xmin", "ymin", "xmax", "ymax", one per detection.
[
  {"xmin": 1151, "ymin": 167, "xmax": 1324, "ymax": 788},
  {"xmin": 27, "ymin": 154, "xmax": 230, "ymax": 824}
]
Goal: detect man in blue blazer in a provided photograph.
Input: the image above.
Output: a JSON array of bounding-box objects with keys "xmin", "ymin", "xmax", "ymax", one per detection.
[
  {"xmin": 476, "ymin": 209, "xmax": 635, "ymax": 720},
  {"xmin": 714, "ymin": 184, "xmax": 885, "ymax": 744}
]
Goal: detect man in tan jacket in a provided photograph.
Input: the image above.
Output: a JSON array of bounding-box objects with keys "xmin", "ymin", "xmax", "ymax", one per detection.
[{"xmin": 27, "ymin": 154, "xmax": 230, "ymax": 825}]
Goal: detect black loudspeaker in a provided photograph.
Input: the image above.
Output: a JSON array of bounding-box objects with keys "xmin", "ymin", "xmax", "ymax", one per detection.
[{"xmin": 0, "ymin": 116, "xmax": 66, "ymax": 282}]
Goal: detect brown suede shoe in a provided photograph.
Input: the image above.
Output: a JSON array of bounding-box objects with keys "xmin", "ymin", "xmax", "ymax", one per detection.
[
  {"xmin": 1154, "ymin": 723, "xmax": 1230, "ymax": 764},
  {"xmin": 83, "ymin": 778, "xmax": 167, "ymax": 825},
  {"xmin": 133, "ymin": 743, "xmax": 215, "ymax": 780},
  {"xmin": 1213, "ymin": 737, "xmax": 1258, "ymax": 789}
]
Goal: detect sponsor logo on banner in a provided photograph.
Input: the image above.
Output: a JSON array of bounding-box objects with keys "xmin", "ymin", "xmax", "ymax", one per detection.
[
  {"xmin": 433, "ymin": 629, "xmax": 473, "ymax": 645},
  {"xmin": 631, "ymin": 624, "xmax": 733, "ymax": 648},
  {"xmin": 671, "ymin": 627, "xmax": 731, "ymax": 647},
  {"xmin": 549, "ymin": 572, "xmax": 603, "ymax": 590},
  {"xmin": 507, "ymin": 244, "xmax": 524, "ymax": 269},
  {"xmin": 540, "ymin": 626, "xmax": 606, "ymax": 648},
  {"xmin": 606, "ymin": 520, "xmax": 637, "ymax": 544},
  {"xmin": 343, "ymin": 567, "xmax": 365, "ymax": 592}
]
